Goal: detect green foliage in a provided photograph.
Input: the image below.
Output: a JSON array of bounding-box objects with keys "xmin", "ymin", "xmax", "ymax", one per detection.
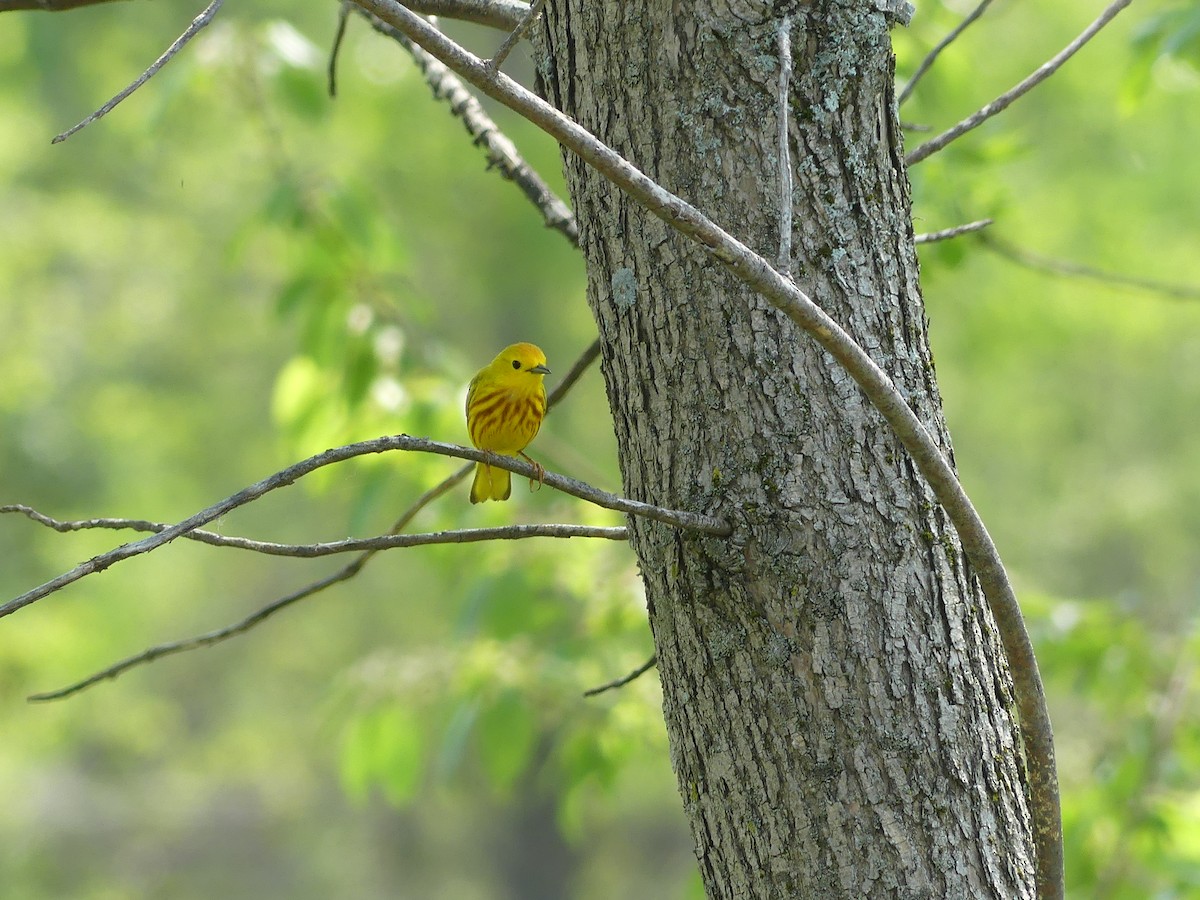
[
  {"xmin": 341, "ymin": 703, "xmax": 427, "ymax": 805},
  {"xmin": 1027, "ymin": 593, "xmax": 1200, "ymax": 896},
  {"xmin": 475, "ymin": 689, "xmax": 539, "ymax": 793},
  {"xmin": 1123, "ymin": 2, "xmax": 1200, "ymax": 108}
]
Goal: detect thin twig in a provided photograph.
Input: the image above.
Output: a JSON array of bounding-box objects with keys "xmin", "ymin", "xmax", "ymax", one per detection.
[
  {"xmin": 329, "ymin": 1, "xmax": 352, "ymax": 97},
  {"xmin": 907, "ymin": 0, "xmax": 1133, "ymax": 165},
  {"xmin": 913, "ymin": 218, "xmax": 993, "ymax": 244},
  {"xmin": 348, "ymin": 3, "xmax": 1061, "ymax": 893},
  {"xmin": 360, "ymin": 9, "xmax": 580, "ymax": 248},
  {"xmin": 776, "ymin": 15, "xmax": 794, "ymax": 276},
  {"xmin": 3, "ymin": 506, "xmax": 625, "ymax": 556},
  {"xmin": 486, "ymin": 0, "xmax": 544, "ymax": 72},
  {"xmin": 981, "ymin": 234, "xmax": 1200, "ymax": 301},
  {"xmin": 1092, "ymin": 628, "xmax": 1197, "ymax": 897},
  {"xmin": 1, "ymin": 435, "xmax": 726, "ymax": 621},
  {"xmin": 583, "ymin": 654, "xmax": 657, "ymax": 697},
  {"xmin": 897, "ymin": 0, "xmax": 995, "ymax": 106},
  {"xmin": 51, "ymin": 0, "xmax": 224, "ymax": 144}
]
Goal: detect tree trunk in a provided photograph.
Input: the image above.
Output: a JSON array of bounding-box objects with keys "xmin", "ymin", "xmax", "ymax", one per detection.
[{"xmin": 537, "ymin": 2, "xmax": 1036, "ymax": 896}]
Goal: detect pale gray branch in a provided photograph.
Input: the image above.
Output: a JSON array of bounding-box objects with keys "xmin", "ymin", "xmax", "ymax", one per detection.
[
  {"xmin": 1, "ymin": 506, "xmax": 625, "ymax": 556},
  {"xmin": 914, "ymin": 218, "xmax": 993, "ymax": 244},
  {"xmin": 486, "ymin": 0, "xmax": 544, "ymax": 72},
  {"xmin": 897, "ymin": 0, "xmax": 995, "ymax": 106},
  {"xmin": 1, "ymin": 434, "xmax": 724, "ymax": 621},
  {"xmin": 776, "ymin": 15, "xmax": 794, "ymax": 276},
  {"xmin": 51, "ymin": 0, "xmax": 223, "ymax": 144},
  {"xmin": 907, "ymin": 0, "xmax": 1133, "ymax": 165},
  {"xmin": 347, "ymin": 2, "xmax": 1061, "ymax": 893},
  {"xmin": 403, "ymin": 0, "xmax": 525, "ymax": 30}
]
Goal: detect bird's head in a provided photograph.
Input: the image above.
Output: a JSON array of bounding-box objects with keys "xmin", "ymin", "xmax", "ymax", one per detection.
[{"xmin": 493, "ymin": 342, "xmax": 551, "ymax": 379}]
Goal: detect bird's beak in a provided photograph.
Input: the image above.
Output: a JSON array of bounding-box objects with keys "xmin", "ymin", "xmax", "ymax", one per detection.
[{"xmin": 530, "ymin": 364, "xmax": 551, "ymax": 375}]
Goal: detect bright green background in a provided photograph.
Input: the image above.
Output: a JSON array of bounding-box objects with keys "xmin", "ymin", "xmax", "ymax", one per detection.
[{"xmin": 1, "ymin": 2, "xmax": 1198, "ymax": 897}]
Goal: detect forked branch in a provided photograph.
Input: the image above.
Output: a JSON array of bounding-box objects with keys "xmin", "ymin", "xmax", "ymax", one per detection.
[{"xmin": 0, "ymin": 434, "xmax": 728, "ymax": 621}]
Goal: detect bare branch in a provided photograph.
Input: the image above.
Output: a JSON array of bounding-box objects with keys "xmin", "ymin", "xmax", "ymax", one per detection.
[
  {"xmin": 583, "ymin": 654, "xmax": 657, "ymax": 697},
  {"xmin": 360, "ymin": 9, "xmax": 580, "ymax": 248},
  {"xmin": 1, "ymin": 434, "xmax": 726, "ymax": 621},
  {"xmin": 486, "ymin": 0, "xmax": 544, "ymax": 72},
  {"xmin": 51, "ymin": 0, "xmax": 224, "ymax": 144},
  {"xmin": 3, "ymin": 506, "xmax": 625, "ymax": 556},
  {"xmin": 913, "ymin": 217, "xmax": 992, "ymax": 244},
  {"xmin": 776, "ymin": 15, "xmax": 794, "ymax": 276},
  {"xmin": 402, "ymin": 0, "xmax": 525, "ymax": 30},
  {"xmin": 347, "ymin": 2, "xmax": 1061, "ymax": 892},
  {"xmin": 982, "ymin": 235, "xmax": 1200, "ymax": 301},
  {"xmin": 897, "ymin": 0, "xmax": 995, "ymax": 106},
  {"xmin": 907, "ymin": 0, "xmax": 1133, "ymax": 165},
  {"xmin": 30, "ymin": 528, "xmax": 628, "ymax": 705}
]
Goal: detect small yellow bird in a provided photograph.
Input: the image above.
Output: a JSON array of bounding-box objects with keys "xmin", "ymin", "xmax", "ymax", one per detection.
[{"xmin": 465, "ymin": 342, "xmax": 551, "ymax": 503}]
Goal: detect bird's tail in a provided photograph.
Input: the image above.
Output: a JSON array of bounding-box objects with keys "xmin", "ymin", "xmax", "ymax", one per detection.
[{"xmin": 470, "ymin": 462, "xmax": 511, "ymax": 503}]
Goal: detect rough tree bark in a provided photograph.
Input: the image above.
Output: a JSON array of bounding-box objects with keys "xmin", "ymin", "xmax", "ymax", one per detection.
[{"xmin": 537, "ymin": 2, "xmax": 1036, "ymax": 896}]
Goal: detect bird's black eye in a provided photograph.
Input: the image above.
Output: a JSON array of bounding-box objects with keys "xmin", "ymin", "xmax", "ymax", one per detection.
[{"xmin": 511, "ymin": 360, "xmax": 521, "ymax": 370}]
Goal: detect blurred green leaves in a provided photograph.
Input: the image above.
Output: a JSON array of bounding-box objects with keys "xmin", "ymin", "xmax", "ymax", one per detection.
[
  {"xmin": 341, "ymin": 703, "xmax": 427, "ymax": 805},
  {"xmin": 0, "ymin": 0, "xmax": 1198, "ymax": 898},
  {"xmin": 1027, "ymin": 593, "xmax": 1200, "ymax": 897},
  {"xmin": 475, "ymin": 689, "xmax": 539, "ymax": 793},
  {"xmin": 1123, "ymin": 2, "xmax": 1200, "ymax": 108}
]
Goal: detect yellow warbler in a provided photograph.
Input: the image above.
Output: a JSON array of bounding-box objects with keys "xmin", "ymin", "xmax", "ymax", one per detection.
[{"xmin": 465, "ymin": 342, "xmax": 551, "ymax": 503}]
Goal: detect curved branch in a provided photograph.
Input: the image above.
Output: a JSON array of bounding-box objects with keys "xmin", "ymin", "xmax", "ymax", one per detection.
[
  {"xmin": 402, "ymin": 0, "xmax": 525, "ymax": 30},
  {"xmin": 348, "ymin": 2, "xmax": 1061, "ymax": 893},
  {"xmin": 907, "ymin": 0, "xmax": 1133, "ymax": 165},
  {"xmin": 2, "ymin": 507, "xmax": 625, "ymax": 556},
  {"xmin": 914, "ymin": 218, "xmax": 992, "ymax": 244},
  {"xmin": 23, "ymin": 336, "xmax": 599, "ymax": 707},
  {"xmin": 1, "ymin": 434, "xmax": 726, "ymax": 621},
  {"xmin": 583, "ymin": 654, "xmax": 657, "ymax": 697},
  {"xmin": 51, "ymin": 0, "xmax": 224, "ymax": 144}
]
